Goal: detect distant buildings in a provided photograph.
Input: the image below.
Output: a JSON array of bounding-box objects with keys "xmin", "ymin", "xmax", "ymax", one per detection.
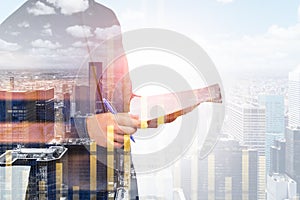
[
  {"xmin": 258, "ymin": 95, "xmax": 285, "ymax": 173},
  {"xmin": 0, "ymin": 90, "xmax": 37, "ymax": 144},
  {"xmin": 227, "ymin": 101, "xmax": 266, "ymax": 155},
  {"xmin": 270, "ymin": 139, "xmax": 286, "ymax": 174},
  {"xmin": 89, "ymin": 62, "xmax": 104, "ymax": 114},
  {"xmin": 0, "ymin": 138, "xmax": 140, "ymax": 200},
  {"xmin": 36, "ymin": 89, "xmax": 55, "ymax": 141},
  {"xmin": 74, "ymin": 85, "xmax": 90, "ymax": 115},
  {"xmin": 285, "ymin": 126, "xmax": 300, "ymax": 195},
  {"xmin": 226, "ymin": 101, "xmax": 266, "ymax": 199},
  {"xmin": 0, "ymin": 69, "xmax": 134, "ymax": 199},
  {"xmin": 288, "ymin": 69, "xmax": 300, "ymax": 127},
  {"xmin": 9, "ymin": 77, "xmax": 14, "ymax": 90},
  {"xmin": 285, "ymin": 68, "xmax": 300, "ymax": 196},
  {"xmin": 258, "ymin": 95, "xmax": 285, "ymax": 134},
  {"xmin": 197, "ymin": 135, "xmax": 258, "ymax": 200},
  {"xmin": 63, "ymin": 92, "xmax": 71, "ymax": 133}
]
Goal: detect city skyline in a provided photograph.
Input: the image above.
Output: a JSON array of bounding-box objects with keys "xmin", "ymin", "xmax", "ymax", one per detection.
[
  {"xmin": 0, "ymin": 66, "xmax": 297, "ymax": 199},
  {"xmin": 1, "ymin": 1, "xmax": 300, "ymax": 79}
]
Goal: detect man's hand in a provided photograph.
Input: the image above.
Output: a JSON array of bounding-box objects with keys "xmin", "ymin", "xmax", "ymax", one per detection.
[{"xmin": 86, "ymin": 113, "xmax": 140, "ymax": 148}]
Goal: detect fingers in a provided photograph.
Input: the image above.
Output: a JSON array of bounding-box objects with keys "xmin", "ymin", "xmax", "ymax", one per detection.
[
  {"xmin": 87, "ymin": 112, "xmax": 138, "ymax": 148},
  {"xmin": 93, "ymin": 113, "xmax": 139, "ymax": 133},
  {"xmin": 114, "ymin": 113, "xmax": 140, "ymax": 128},
  {"xmin": 114, "ymin": 142, "xmax": 124, "ymax": 149},
  {"xmin": 115, "ymin": 126, "xmax": 137, "ymax": 135},
  {"xmin": 129, "ymin": 114, "xmax": 139, "ymax": 120},
  {"xmin": 114, "ymin": 133, "xmax": 125, "ymax": 143},
  {"xmin": 109, "ymin": 113, "xmax": 138, "ymax": 134},
  {"xmin": 111, "ymin": 134, "xmax": 130, "ymax": 149}
]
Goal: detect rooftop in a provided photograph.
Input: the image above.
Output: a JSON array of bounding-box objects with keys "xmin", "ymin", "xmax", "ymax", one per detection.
[
  {"xmin": 269, "ymin": 173, "xmax": 296, "ymax": 184},
  {"xmin": 0, "ymin": 146, "xmax": 67, "ymax": 165},
  {"xmin": 48, "ymin": 138, "xmax": 93, "ymax": 146}
]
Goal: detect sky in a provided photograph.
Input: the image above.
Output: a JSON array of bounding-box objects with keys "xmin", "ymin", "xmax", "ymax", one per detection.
[
  {"xmin": 97, "ymin": 0, "xmax": 300, "ymax": 78},
  {"xmin": 1, "ymin": 0, "xmax": 300, "ymax": 79}
]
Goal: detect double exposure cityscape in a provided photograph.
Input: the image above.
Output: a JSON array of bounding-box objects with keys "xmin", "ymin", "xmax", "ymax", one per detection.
[{"xmin": 1, "ymin": 0, "xmax": 300, "ymax": 200}]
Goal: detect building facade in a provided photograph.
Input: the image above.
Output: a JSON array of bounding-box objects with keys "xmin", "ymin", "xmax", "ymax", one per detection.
[
  {"xmin": 198, "ymin": 136, "xmax": 258, "ymax": 200},
  {"xmin": 0, "ymin": 146, "xmax": 67, "ymax": 199},
  {"xmin": 285, "ymin": 126, "xmax": 300, "ymax": 195}
]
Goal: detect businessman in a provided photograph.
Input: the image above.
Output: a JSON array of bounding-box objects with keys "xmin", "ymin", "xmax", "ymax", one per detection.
[{"xmin": 0, "ymin": 0, "xmax": 194, "ymax": 199}]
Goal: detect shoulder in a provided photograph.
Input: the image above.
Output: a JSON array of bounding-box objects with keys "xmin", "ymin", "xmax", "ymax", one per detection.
[{"xmin": 85, "ymin": 1, "xmax": 120, "ymax": 27}]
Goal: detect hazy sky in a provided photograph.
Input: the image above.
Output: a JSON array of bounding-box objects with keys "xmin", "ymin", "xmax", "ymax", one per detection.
[{"xmin": 1, "ymin": 0, "xmax": 300, "ymax": 78}]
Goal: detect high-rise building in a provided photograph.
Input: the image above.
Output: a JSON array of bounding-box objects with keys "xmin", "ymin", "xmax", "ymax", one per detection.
[
  {"xmin": 89, "ymin": 62, "xmax": 105, "ymax": 114},
  {"xmin": 178, "ymin": 155, "xmax": 198, "ymax": 199},
  {"xmin": 227, "ymin": 101, "xmax": 266, "ymax": 199},
  {"xmin": 9, "ymin": 77, "xmax": 14, "ymax": 90},
  {"xmin": 266, "ymin": 173, "xmax": 297, "ymax": 200},
  {"xmin": 270, "ymin": 139, "xmax": 286, "ymax": 174},
  {"xmin": 63, "ymin": 93, "xmax": 71, "ymax": 123},
  {"xmin": 227, "ymin": 101, "xmax": 266, "ymax": 155},
  {"xmin": 288, "ymin": 69, "xmax": 300, "ymax": 127},
  {"xmin": 0, "ymin": 146, "xmax": 68, "ymax": 200},
  {"xmin": 56, "ymin": 138, "xmax": 139, "ymax": 200},
  {"xmin": 74, "ymin": 85, "xmax": 90, "ymax": 115},
  {"xmin": 62, "ymin": 83, "xmax": 69, "ymax": 94},
  {"xmin": 227, "ymin": 102, "xmax": 266, "ymax": 155},
  {"xmin": 0, "ymin": 90, "xmax": 36, "ymax": 143},
  {"xmin": 285, "ymin": 126, "xmax": 300, "ymax": 196},
  {"xmin": 258, "ymin": 95, "xmax": 285, "ymax": 134},
  {"xmin": 197, "ymin": 136, "xmax": 258, "ymax": 200},
  {"xmin": 258, "ymin": 95, "xmax": 285, "ymax": 173},
  {"xmin": 75, "ymin": 62, "xmax": 104, "ymax": 116},
  {"xmin": 0, "ymin": 89, "xmax": 55, "ymax": 153},
  {"xmin": 0, "ymin": 165, "xmax": 30, "ymax": 200},
  {"xmin": 63, "ymin": 92, "xmax": 71, "ymax": 133},
  {"xmin": 36, "ymin": 88, "xmax": 55, "ymax": 142}
]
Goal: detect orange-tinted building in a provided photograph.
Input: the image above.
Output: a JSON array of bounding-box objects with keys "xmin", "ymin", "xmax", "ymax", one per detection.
[{"xmin": 0, "ymin": 89, "xmax": 54, "ymax": 144}]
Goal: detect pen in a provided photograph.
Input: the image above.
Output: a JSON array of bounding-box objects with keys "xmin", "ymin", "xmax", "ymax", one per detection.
[{"xmin": 103, "ymin": 98, "xmax": 136, "ymax": 143}]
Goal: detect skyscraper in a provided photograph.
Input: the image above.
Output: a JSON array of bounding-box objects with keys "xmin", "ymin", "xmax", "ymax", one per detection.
[
  {"xmin": 226, "ymin": 101, "xmax": 266, "ymax": 199},
  {"xmin": 266, "ymin": 173, "xmax": 297, "ymax": 200},
  {"xmin": 9, "ymin": 77, "xmax": 14, "ymax": 90},
  {"xmin": 75, "ymin": 85, "xmax": 90, "ymax": 115},
  {"xmin": 286, "ymin": 68, "xmax": 300, "ymax": 197},
  {"xmin": 288, "ymin": 69, "xmax": 300, "ymax": 128},
  {"xmin": 258, "ymin": 95, "xmax": 285, "ymax": 134},
  {"xmin": 285, "ymin": 126, "xmax": 300, "ymax": 196},
  {"xmin": 0, "ymin": 90, "xmax": 36, "ymax": 143},
  {"xmin": 197, "ymin": 135, "xmax": 258, "ymax": 200},
  {"xmin": 227, "ymin": 101, "xmax": 266, "ymax": 154},
  {"xmin": 0, "ymin": 89, "xmax": 55, "ymax": 153},
  {"xmin": 89, "ymin": 62, "xmax": 105, "ymax": 114},
  {"xmin": 258, "ymin": 95, "xmax": 285, "ymax": 173},
  {"xmin": 63, "ymin": 92, "xmax": 71, "ymax": 133},
  {"xmin": 270, "ymin": 139, "xmax": 286, "ymax": 174},
  {"xmin": 0, "ymin": 146, "xmax": 68, "ymax": 200},
  {"xmin": 36, "ymin": 88, "xmax": 55, "ymax": 142}
]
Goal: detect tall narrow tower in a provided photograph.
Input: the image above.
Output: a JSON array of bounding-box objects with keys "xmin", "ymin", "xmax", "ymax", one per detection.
[
  {"xmin": 89, "ymin": 62, "xmax": 104, "ymax": 114},
  {"xmin": 9, "ymin": 77, "xmax": 14, "ymax": 90},
  {"xmin": 288, "ymin": 69, "xmax": 300, "ymax": 127}
]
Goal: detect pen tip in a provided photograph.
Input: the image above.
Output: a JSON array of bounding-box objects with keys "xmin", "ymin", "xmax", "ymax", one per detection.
[{"xmin": 131, "ymin": 136, "xmax": 136, "ymax": 143}]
